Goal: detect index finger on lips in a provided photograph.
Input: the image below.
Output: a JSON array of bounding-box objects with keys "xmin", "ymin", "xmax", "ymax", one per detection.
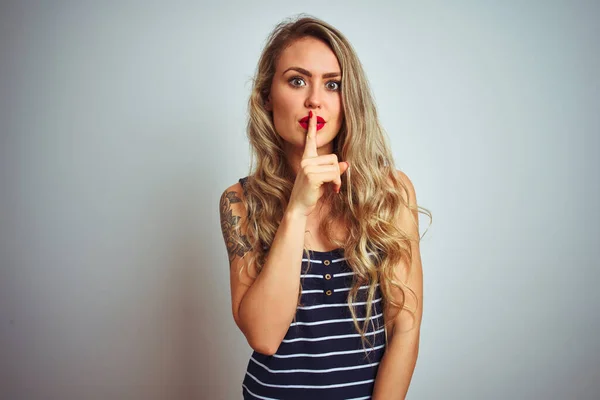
[{"xmin": 302, "ymin": 110, "xmax": 318, "ymax": 159}]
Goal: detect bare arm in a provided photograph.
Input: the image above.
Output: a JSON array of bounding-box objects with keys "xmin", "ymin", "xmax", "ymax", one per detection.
[
  {"xmin": 220, "ymin": 184, "xmax": 308, "ymax": 355},
  {"xmin": 220, "ymin": 111, "xmax": 349, "ymax": 355},
  {"xmin": 372, "ymin": 170, "xmax": 423, "ymax": 399},
  {"xmin": 240, "ymin": 208, "xmax": 309, "ymax": 354}
]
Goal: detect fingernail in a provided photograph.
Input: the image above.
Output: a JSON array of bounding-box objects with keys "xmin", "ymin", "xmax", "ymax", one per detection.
[{"xmin": 309, "ymin": 110, "xmax": 313, "ymax": 119}]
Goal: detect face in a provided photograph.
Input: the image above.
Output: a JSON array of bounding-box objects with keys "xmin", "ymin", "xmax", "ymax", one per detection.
[{"xmin": 265, "ymin": 36, "xmax": 344, "ymax": 153}]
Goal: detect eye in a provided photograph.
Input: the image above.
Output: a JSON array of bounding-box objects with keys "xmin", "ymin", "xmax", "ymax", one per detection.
[
  {"xmin": 289, "ymin": 76, "xmax": 306, "ymax": 88},
  {"xmin": 326, "ymin": 80, "xmax": 341, "ymax": 91}
]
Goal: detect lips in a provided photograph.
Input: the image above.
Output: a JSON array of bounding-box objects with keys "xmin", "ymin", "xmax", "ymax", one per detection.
[
  {"xmin": 299, "ymin": 115, "xmax": 326, "ymax": 131},
  {"xmin": 299, "ymin": 116, "xmax": 325, "ymax": 124}
]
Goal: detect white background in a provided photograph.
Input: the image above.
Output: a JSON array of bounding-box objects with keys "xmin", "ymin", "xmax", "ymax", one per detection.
[{"xmin": 1, "ymin": 1, "xmax": 598, "ymax": 399}]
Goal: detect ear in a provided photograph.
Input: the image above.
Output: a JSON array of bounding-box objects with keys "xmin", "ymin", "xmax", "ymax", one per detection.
[{"xmin": 264, "ymin": 93, "xmax": 273, "ymax": 111}]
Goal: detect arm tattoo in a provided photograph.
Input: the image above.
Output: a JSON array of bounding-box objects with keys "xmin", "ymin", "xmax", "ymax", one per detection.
[{"xmin": 220, "ymin": 190, "xmax": 251, "ymax": 264}]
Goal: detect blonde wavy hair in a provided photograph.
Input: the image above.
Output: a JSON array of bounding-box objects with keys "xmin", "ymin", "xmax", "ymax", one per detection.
[{"xmin": 235, "ymin": 14, "xmax": 431, "ymax": 353}]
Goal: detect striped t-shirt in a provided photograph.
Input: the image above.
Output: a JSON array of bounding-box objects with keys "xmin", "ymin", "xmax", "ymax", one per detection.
[{"xmin": 240, "ymin": 176, "xmax": 387, "ymax": 400}]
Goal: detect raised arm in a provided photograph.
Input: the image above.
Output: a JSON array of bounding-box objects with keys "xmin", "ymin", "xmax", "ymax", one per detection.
[
  {"xmin": 219, "ymin": 182, "xmax": 308, "ymax": 355},
  {"xmin": 219, "ymin": 110, "xmax": 349, "ymax": 355}
]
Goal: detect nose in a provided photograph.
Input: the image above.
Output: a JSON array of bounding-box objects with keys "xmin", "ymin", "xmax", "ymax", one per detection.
[{"xmin": 304, "ymin": 85, "xmax": 323, "ymax": 109}]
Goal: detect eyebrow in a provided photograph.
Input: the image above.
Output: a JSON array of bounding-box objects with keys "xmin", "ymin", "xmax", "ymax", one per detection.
[{"xmin": 282, "ymin": 67, "xmax": 341, "ymax": 79}]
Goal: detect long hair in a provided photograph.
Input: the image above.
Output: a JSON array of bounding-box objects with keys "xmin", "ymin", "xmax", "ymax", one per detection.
[{"xmin": 235, "ymin": 14, "xmax": 431, "ymax": 351}]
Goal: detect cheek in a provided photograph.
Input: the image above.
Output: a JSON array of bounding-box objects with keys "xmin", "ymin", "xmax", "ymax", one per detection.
[
  {"xmin": 270, "ymin": 93, "xmax": 294, "ymax": 133},
  {"xmin": 333, "ymin": 99, "xmax": 343, "ymax": 123},
  {"xmin": 273, "ymin": 92, "xmax": 298, "ymax": 122},
  {"xmin": 331, "ymin": 94, "xmax": 342, "ymax": 113},
  {"xmin": 334, "ymin": 105, "xmax": 344, "ymax": 131}
]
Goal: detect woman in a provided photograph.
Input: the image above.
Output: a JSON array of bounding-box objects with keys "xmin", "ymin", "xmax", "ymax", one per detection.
[{"xmin": 219, "ymin": 15, "xmax": 430, "ymax": 400}]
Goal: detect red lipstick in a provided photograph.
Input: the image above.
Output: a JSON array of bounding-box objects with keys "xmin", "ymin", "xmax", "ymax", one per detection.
[{"xmin": 299, "ymin": 115, "xmax": 326, "ymax": 131}]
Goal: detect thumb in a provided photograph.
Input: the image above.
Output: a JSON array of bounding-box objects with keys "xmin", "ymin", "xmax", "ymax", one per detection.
[{"xmin": 339, "ymin": 161, "xmax": 350, "ymax": 175}]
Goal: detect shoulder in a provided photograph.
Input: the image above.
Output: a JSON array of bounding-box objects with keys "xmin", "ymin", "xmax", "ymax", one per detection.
[
  {"xmin": 220, "ymin": 180, "xmax": 245, "ymax": 200},
  {"xmin": 386, "ymin": 169, "xmax": 417, "ymax": 205},
  {"xmin": 219, "ymin": 179, "xmax": 247, "ymax": 218},
  {"xmin": 222, "ymin": 175, "xmax": 251, "ymax": 196},
  {"xmin": 396, "ymin": 169, "xmax": 417, "ymax": 204},
  {"xmin": 387, "ymin": 169, "xmax": 419, "ymax": 233}
]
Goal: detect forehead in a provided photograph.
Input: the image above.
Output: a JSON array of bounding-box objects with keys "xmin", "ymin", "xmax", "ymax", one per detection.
[{"xmin": 276, "ymin": 36, "xmax": 341, "ymax": 75}]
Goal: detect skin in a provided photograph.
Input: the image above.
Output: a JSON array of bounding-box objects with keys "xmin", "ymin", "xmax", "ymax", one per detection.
[{"xmin": 265, "ymin": 36, "xmax": 345, "ymax": 178}]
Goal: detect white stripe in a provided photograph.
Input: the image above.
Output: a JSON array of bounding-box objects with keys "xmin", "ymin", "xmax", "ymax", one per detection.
[
  {"xmin": 246, "ymin": 371, "xmax": 375, "ymax": 389},
  {"xmin": 302, "ymin": 284, "xmax": 380, "ymax": 294},
  {"xmin": 301, "ymin": 289, "xmax": 324, "ymax": 294},
  {"xmin": 346, "ymin": 397, "xmax": 371, "ymax": 400},
  {"xmin": 334, "ymin": 283, "xmax": 379, "ymax": 293},
  {"xmin": 297, "ymin": 297, "xmax": 382, "ymax": 310},
  {"xmin": 282, "ymin": 327, "xmax": 385, "ymax": 343},
  {"xmin": 273, "ymin": 344, "xmax": 385, "ymax": 359},
  {"xmin": 290, "ymin": 312, "xmax": 383, "ymax": 327},
  {"xmin": 334, "ymin": 271, "xmax": 355, "ymax": 278},
  {"xmin": 301, "ymin": 258, "xmax": 322, "ymax": 263},
  {"xmin": 300, "ymin": 274, "xmax": 323, "ymax": 278},
  {"xmin": 250, "ymin": 356, "xmax": 380, "ymax": 374},
  {"xmin": 242, "ymin": 384, "xmax": 279, "ymax": 400}
]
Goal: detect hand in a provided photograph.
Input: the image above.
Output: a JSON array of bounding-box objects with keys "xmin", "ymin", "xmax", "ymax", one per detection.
[{"xmin": 287, "ymin": 110, "xmax": 350, "ymax": 217}]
